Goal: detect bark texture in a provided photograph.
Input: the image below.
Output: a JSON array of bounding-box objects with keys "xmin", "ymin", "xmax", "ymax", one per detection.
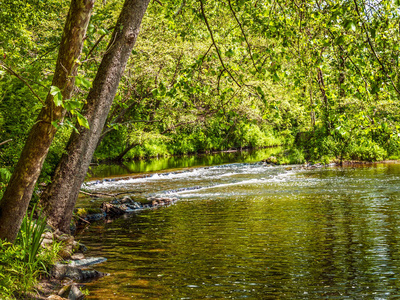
[
  {"xmin": 41, "ymin": 0, "xmax": 150, "ymax": 233},
  {"xmin": 0, "ymin": 0, "xmax": 94, "ymax": 242}
]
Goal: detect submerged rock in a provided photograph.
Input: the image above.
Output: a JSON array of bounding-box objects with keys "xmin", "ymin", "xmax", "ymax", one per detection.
[{"xmin": 52, "ymin": 257, "xmax": 108, "ymax": 282}]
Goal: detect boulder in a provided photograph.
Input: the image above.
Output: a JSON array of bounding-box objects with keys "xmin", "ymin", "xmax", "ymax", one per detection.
[{"xmin": 68, "ymin": 284, "xmax": 85, "ymax": 300}]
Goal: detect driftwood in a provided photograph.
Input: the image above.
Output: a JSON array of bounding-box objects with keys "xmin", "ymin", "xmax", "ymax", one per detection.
[{"xmin": 79, "ymin": 190, "xmax": 136, "ymax": 198}]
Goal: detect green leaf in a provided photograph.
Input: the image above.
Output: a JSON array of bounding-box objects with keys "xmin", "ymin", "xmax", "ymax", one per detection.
[
  {"xmin": 76, "ymin": 112, "xmax": 90, "ymax": 129},
  {"xmin": 64, "ymin": 99, "xmax": 82, "ymax": 111},
  {"xmin": 370, "ymin": 28, "xmax": 376, "ymax": 39},
  {"xmin": 98, "ymin": 28, "xmax": 108, "ymax": 35},
  {"xmin": 50, "ymin": 85, "xmax": 61, "ymax": 96},
  {"xmin": 51, "ymin": 121, "xmax": 59, "ymax": 129},
  {"xmin": 225, "ymin": 49, "xmax": 234, "ymax": 58},
  {"xmin": 53, "ymin": 92, "xmax": 63, "ymax": 106},
  {"xmin": 335, "ymin": 35, "xmax": 345, "ymax": 45}
]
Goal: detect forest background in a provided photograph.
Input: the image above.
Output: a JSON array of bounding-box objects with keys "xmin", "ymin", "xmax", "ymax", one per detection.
[
  {"xmin": 1, "ymin": 0, "xmax": 400, "ymax": 296},
  {"xmin": 1, "ymin": 0, "xmax": 400, "ymax": 229}
]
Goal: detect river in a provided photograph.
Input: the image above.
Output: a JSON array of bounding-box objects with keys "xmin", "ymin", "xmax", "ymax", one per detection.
[{"xmin": 76, "ymin": 150, "xmax": 400, "ymax": 299}]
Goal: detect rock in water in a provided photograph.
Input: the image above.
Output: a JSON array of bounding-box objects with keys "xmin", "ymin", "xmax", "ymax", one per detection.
[{"xmin": 68, "ymin": 284, "xmax": 85, "ymax": 300}]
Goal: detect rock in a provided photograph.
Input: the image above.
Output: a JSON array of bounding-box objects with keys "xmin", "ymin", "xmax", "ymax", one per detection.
[
  {"xmin": 42, "ymin": 238, "xmax": 54, "ymax": 246},
  {"xmin": 71, "ymin": 253, "xmax": 85, "ymax": 260},
  {"xmin": 68, "ymin": 284, "xmax": 85, "ymax": 300},
  {"xmin": 52, "ymin": 263, "xmax": 107, "ymax": 282},
  {"xmin": 43, "ymin": 231, "xmax": 54, "ymax": 240},
  {"xmin": 68, "ymin": 257, "xmax": 107, "ymax": 268},
  {"xmin": 264, "ymin": 156, "xmax": 277, "ymax": 164},
  {"xmin": 58, "ymin": 285, "xmax": 72, "ymax": 298},
  {"xmin": 120, "ymin": 196, "xmax": 133, "ymax": 204},
  {"xmin": 145, "ymin": 197, "xmax": 177, "ymax": 207},
  {"xmin": 58, "ymin": 249, "xmax": 73, "ymax": 260},
  {"xmin": 101, "ymin": 202, "xmax": 126, "ymax": 216},
  {"xmin": 78, "ymin": 243, "xmax": 88, "ymax": 253},
  {"xmin": 84, "ymin": 213, "xmax": 106, "ymax": 222},
  {"xmin": 48, "ymin": 295, "xmax": 67, "ymax": 300}
]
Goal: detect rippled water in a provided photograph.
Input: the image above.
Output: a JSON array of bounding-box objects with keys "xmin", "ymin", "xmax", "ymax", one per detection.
[{"xmin": 77, "ymin": 159, "xmax": 400, "ymax": 299}]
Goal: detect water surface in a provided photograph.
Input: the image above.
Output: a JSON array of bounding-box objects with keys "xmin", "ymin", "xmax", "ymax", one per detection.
[{"xmin": 78, "ymin": 159, "xmax": 400, "ymax": 299}]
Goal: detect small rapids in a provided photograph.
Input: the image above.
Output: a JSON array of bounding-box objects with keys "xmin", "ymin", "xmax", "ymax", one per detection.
[
  {"xmin": 77, "ymin": 160, "xmax": 400, "ymax": 299},
  {"xmin": 82, "ymin": 162, "xmax": 301, "ymax": 200}
]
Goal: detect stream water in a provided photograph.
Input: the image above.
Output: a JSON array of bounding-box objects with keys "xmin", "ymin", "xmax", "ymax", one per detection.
[{"xmin": 77, "ymin": 151, "xmax": 400, "ymax": 299}]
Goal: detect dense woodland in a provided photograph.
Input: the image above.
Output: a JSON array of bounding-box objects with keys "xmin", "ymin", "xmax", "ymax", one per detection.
[{"xmin": 1, "ymin": 0, "xmax": 400, "ymax": 296}]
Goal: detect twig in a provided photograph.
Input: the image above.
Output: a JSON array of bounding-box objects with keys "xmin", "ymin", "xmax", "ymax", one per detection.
[
  {"xmin": 0, "ymin": 139, "xmax": 12, "ymax": 147},
  {"xmin": 79, "ymin": 190, "xmax": 117, "ymax": 198},
  {"xmin": 85, "ymin": 26, "xmax": 115, "ymax": 60},
  {"xmin": 227, "ymin": 0, "xmax": 257, "ymax": 72},
  {"xmin": 76, "ymin": 215, "xmax": 91, "ymax": 224},
  {"xmin": 353, "ymin": 0, "xmax": 400, "ymax": 95},
  {"xmin": 0, "ymin": 61, "xmax": 45, "ymax": 104},
  {"xmin": 174, "ymin": 0, "xmax": 186, "ymax": 16},
  {"xmin": 199, "ymin": 0, "xmax": 241, "ymax": 88}
]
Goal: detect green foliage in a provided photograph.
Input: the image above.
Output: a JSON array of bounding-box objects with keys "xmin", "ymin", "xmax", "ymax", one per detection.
[
  {"xmin": 349, "ymin": 141, "xmax": 387, "ymax": 162},
  {"xmin": 16, "ymin": 205, "xmax": 47, "ymax": 265},
  {"xmin": 274, "ymin": 148, "xmax": 306, "ymax": 165},
  {"xmin": 3, "ymin": 0, "xmax": 400, "ymax": 178},
  {"xmin": 0, "ymin": 207, "xmax": 60, "ymax": 299},
  {"xmin": 0, "ymin": 168, "xmax": 11, "ymax": 198}
]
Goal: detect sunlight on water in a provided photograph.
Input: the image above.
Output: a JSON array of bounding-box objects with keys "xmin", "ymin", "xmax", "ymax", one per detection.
[{"xmin": 77, "ymin": 160, "xmax": 400, "ymax": 299}]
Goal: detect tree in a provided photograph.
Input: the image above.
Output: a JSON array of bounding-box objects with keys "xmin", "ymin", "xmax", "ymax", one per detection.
[
  {"xmin": 0, "ymin": 0, "xmax": 95, "ymax": 242},
  {"xmin": 41, "ymin": 0, "xmax": 150, "ymax": 233}
]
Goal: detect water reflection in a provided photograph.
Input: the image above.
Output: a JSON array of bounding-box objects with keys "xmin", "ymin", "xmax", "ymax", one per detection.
[
  {"xmin": 78, "ymin": 161, "xmax": 400, "ymax": 299},
  {"xmin": 87, "ymin": 148, "xmax": 282, "ymax": 179}
]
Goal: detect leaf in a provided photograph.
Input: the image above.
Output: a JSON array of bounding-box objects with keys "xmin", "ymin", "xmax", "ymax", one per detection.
[
  {"xmin": 335, "ymin": 35, "xmax": 345, "ymax": 45},
  {"xmin": 51, "ymin": 121, "xmax": 59, "ymax": 129},
  {"xmin": 370, "ymin": 28, "xmax": 376, "ymax": 39},
  {"xmin": 53, "ymin": 92, "xmax": 63, "ymax": 106},
  {"xmin": 64, "ymin": 99, "xmax": 82, "ymax": 111},
  {"xmin": 50, "ymin": 86, "xmax": 61, "ymax": 96},
  {"xmin": 76, "ymin": 112, "xmax": 90, "ymax": 129},
  {"xmin": 225, "ymin": 49, "xmax": 234, "ymax": 58},
  {"xmin": 98, "ymin": 28, "xmax": 108, "ymax": 35},
  {"xmin": 272, "ymin": 72, "xmax": 280, "ymax": 82}
]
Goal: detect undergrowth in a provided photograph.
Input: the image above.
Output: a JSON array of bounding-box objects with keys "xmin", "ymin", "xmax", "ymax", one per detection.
[{"xmin": 0, "ymin": 208, "xmax": 61, "ymax": 299}]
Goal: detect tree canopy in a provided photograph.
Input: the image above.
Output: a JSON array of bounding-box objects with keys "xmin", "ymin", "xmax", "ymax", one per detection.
[{"xmin": 1, "ymin": 0, "xmax": 400, "ymax": 238}]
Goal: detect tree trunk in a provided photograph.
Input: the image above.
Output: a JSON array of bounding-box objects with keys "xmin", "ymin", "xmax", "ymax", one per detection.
[
  {"xmin": 41, "ymin": 0, "xmax": 150, "ymax": 233},
  {"xmin": 114, "ymin": 142, "xmax": 139, "ymax": 161},
  {"xmin": 317, "ymin": 67, "xmax": 331, "ymax": 132},
  {"xmin": 0, "ymin": 0, "xmax": 94, "ymax": 242}
]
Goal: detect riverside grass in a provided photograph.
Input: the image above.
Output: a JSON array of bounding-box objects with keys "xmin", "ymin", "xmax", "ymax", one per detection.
[{"xmin": 0, "ymin": 206, "xmax": 60, "ymax": 299}]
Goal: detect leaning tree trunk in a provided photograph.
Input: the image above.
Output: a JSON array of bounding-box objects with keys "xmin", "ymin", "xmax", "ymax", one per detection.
[
  {"xmin": 41, "ymin": 0, "xmax": 150, "ymax": 233},
  {"xmin": 0, "ymin": 0, "xmax": 95, "ymax": 242}
]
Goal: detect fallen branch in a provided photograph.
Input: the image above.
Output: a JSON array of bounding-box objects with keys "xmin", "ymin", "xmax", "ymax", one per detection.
[
  {"xmin": 76, "ymin": 215, "xmax": 91, "ymax": 224},
  {"xmin": 79, "ymin": 190, "xmax": 141, "ymax": 198},
  {"xmin": 0, "ymin": 139, "xmax": 12, "ymax": 147}
]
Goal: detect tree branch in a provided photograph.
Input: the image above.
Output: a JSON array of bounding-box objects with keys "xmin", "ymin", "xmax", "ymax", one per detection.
[
  {"xmin": 353, "ymin": 0, "xmax": 400, "ymax": 95},
  {"xmin": 174, "ymin": 0, "xmax": 186, "ymax": 16},
  {"xmin": 0, "ymin": 139, "xmax": 12, "ymax": 147},
  {"xmin": 199, "ymin": 0, "xmax": 241, "ymax": 88},
  {"xmin": 0, "ymin": 61, "xmax": 45, "ymax": 104},
  {"xmin": 227, "ymin": 0, "xmax": 257, "ymax": 72}
]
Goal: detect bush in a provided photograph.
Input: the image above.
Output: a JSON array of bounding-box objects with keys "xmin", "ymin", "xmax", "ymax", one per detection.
[
  {"xmin": 274, "ymin": 148, "xmax": 306, "ymax": 165},
  {"xmin": 349, "ymin": 141, "xmax": 387, "ymax": 161}
]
